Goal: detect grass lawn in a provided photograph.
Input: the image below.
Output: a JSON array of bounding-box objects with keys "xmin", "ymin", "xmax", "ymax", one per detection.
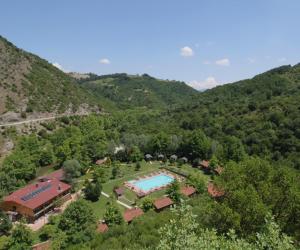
[{"xmin": 89, "ymin": 196, "xmax": 126, "ymax": 219}]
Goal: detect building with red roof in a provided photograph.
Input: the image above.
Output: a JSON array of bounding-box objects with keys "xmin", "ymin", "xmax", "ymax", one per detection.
[
  {"xmin": 153, "ymin": 197, "xmax": 174, "ymax": 211},
  {"xmin": 123, "ymin": 207, "xmax": 144, "ymax": 223},
  {"xmin": 1, "ymin": 178, "xmax": 71, "ymax": 222},
  {"xmin": 114, "ymin": 187, "xmax": 124, "ymax": 197},
  {"xmin": 207, "ymin": 182, "xmax": 224, "ymax": 198},
  {"xmin": 181, "ymin": 186, "xmax": 196, "ymax": 197},
  {"xmin": 97, "ymin": 222, "xmax": 109, "ymax": 233}
]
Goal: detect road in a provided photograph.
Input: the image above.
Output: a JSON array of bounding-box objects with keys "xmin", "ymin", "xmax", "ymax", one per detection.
[{"xmin": 0, "ymin": 113, "xmax": 91, "ymax": 128}]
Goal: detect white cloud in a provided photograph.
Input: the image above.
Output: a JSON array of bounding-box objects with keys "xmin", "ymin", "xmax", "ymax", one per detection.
[
  {"xmin": 52, "ymin": 62, "xmax": 68, "ymax": 72},
  {"xmin": 180, "ymin": 46, "xmax": 194, "ymax": 57},
  {"xmin": 188, "ymin": 76, "xmax": 221, "ymax": 90},
  {"xmin": 215, "ymin": 58, "xmax": 230, "ymax": 66},
  {"xmin": 203, "ymin": 60, "xmax": 211, "ymax": 65},
  {"xmin": 99, "ymin": 58, "xmax": 111, "ymax": 64}
]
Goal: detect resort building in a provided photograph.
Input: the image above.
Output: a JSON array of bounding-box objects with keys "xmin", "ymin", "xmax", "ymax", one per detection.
[
  {"xmin": 153, "ymin": 197, "xmax": 174, "ymax": 211},
  {"xmin": 123, "ymin": 207, "xmax": 144, "ymax": 223},
  {"xmin": 207, "ymin": 182, "xmax": 224, "ymax": 198},
  {"xmin": 199, "ymin": 160, "xmax": 210, "ymax": 172},
  {"xmin": 1, "ymin": 170, "xmax": 71, "ymax": 222},
  {"xmin": 97, "ymin": 222, "xmax": 109, "ymax": 233},
  {"xmin": 114, "ymin": 187, "xmax": 124, "ymax": 198},
  {"xmin": 180, "ymin": 186, "xmax": 196, "ymax": 197}
]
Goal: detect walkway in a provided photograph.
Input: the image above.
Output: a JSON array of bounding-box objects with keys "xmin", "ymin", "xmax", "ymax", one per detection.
[{"xmin": 101, "ymin": 191, "xmax": 132, "ymax": 209}]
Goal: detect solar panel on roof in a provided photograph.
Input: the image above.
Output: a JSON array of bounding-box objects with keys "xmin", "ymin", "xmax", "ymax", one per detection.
[{"xmin": 21, "ymin": 184, "xmax": 52, "ymax": 202}]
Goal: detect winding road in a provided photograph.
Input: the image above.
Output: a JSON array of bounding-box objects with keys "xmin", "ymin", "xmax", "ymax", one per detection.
[{"xmin": 0, "ymin": 113, "xmax": 94, "ymax": 128}]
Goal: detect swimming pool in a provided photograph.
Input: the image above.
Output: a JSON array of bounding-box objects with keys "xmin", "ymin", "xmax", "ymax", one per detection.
[{"xmin": 129, "ymin": 174, "xmax": 174, "ymax": 192}]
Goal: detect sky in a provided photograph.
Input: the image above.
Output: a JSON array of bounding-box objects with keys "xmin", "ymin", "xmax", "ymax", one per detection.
[{"xmin": 1, "ymin": 0, "xmax": 300, "ymax": 90}]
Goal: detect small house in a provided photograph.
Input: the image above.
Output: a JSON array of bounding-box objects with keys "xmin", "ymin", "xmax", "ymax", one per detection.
[
  {"xmin": 180, "ymin": 186, "xmax": 196, "ymax": 197},
  {"xmin": 123, "ymin": 207, "xmax": 144, "ymax": 223},
  {"xmin": 97, "ymin": 222, "xmax": 109, "ymax": 233},
  {"xmin": 207, "ymin": 182, "xmax": 224, "ymax": 198},
  {"xmin": 153, "ymin": 197, "xmax": 174, "ymax": 212},
  {"xmin": 114, "ymin": 187, "xmax": 124, "ymax": 198}
]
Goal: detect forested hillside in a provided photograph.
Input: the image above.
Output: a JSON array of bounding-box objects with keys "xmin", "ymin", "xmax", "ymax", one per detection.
[
  {"xmin": 78, "ymin": 73, "xmax": 199, "ymax": 109},
  {"xmin": 1, "ymin": 36, "xmax": 300, "ymax": 249},
  {"xmin": 0, "ymin": 36, "xmax": 100, "ymax": 116},
  {"xmin": 172, "ymin": 64, "xmax": 300, "ymax": 168}
]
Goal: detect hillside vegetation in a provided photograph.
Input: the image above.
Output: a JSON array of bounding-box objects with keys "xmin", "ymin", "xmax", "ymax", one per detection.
[
  {"xmin": 171, "ymin": 64, "xmax": 300, "ymax": 168},
  {"xmin": 78, "ymin": 73, "xmax": 199, "ymax": 109},
  {"xmin": 0, "ymin": 36, "xmax": 100, "ymax": 115}
]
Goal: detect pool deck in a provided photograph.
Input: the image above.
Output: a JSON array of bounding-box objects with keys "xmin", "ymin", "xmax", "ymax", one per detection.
[{"xmin": 124, "ymin": 170, "xmax": 184, "ymax": 197}]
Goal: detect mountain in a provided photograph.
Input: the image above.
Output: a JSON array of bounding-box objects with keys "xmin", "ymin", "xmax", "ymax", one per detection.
[
  {"xmin": 171, "ymin": 64, "xmax": 300, "ymax": 167},
  {"xmin": 0, "ymin": 36, "xmax": 100, "ymax": 117},
  {"xmin": 77, "ymin": 73, "xmax": 199, "ymax": 109}
]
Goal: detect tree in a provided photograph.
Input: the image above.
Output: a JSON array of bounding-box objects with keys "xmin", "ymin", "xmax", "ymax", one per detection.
[
  {"xmin": 166, "ymin": 179, "xmax": 181, "ymax": 203},
  {"xmin": 157, "ymin": 203, "xmax": 296, "ymax": 250},
  {"xmin": 58, "ymin": 199, "xmax": 96, "ymax": 245},
  {"xmin": 223, "ymin": 136, "xmax": 246, "ymax": 162},
  {"xmin": 187, "ymin": 173, "xmax": 206, "ymax": 193},
  {"xmin": 103, "ymin": 204, "xmax": 123, "ymax": 226},
  {"xmin": 0, "ymin": 211, "xmax": 12, "ymax": 235},
  {"xmin": 62, "ymin": 159, "xmax": 82, "ymax": 184},
  {"xmin": 111, "ymin": 164, "xmax": 120, "ymax": 179},
  {"xmin": 129, "ymin": 146, "xmax": 143, "ymax": 163},
  {"xmin": 184, "ymin": 130, "xmax": 212, "ymax": 160},
  {"xmin": 141, "ymin": 197, "xmax": 154, "ymax": 212},
  {"xmin": 135, "ymin": 161, "xmax": 142, "ymax": 171},
  {"xmin": 83, "ymin": 178, "xmax": 102, "ymax": 202},
  {"xmin": 6, "ymin": 222, "xmax": 33, "ymax": 250},
  {"xmin": 39, "ymin": 144, "xmax": 55, "ymax": 166},
  {"xmin": 209, "ymin": 155, "xmax": 219, "ymax": 171}
]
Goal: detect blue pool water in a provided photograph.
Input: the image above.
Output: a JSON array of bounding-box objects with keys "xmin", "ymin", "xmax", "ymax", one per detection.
[{"xmin": 130, "ymin": 174, "xmax": 174, "ymax": 192}]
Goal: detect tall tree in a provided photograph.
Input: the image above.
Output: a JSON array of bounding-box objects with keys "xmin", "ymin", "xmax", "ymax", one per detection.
[{"xmin": 58, "ymin": 199, "xmax": 96, "ymax": 245}]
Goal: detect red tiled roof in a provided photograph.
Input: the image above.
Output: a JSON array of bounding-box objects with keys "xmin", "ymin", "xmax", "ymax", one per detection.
[
  {"xmin": 114, "ymin": 187, "xmax": 124, "ymax": 196},
  {"xmin": 200, "ymin": 160, "xmax": 210, "ymax": 168},
  {"xmin": 123, "ymin": 208, "xmax": 144, "ymax": 222},
  {"xmin": 153, "ymin": 197, "xmax": 174, "ymax": 210},
  {"xmin": 95, "ymin": 158, "xmax": 107, "ymax": 165},
  {"xmin": 181, "ymin": 186, "xmax": 196, "ymax": 196},
  {"xmin": 97, "ymin": 222, "xmax": 108, "ymax": 233},
  {"xmin": 39, "ymin": 169, "xmax": 64, "ymax": 181},
  {"xmin": 4, "ymin": 179, "xmax": 71, "ymax": 210},
  {"xmin": 207, "ymin": 182, "xmax": 224, "ymax": 198}
]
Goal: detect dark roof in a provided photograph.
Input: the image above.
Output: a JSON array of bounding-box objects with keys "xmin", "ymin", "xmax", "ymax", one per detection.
[
  {"xmin": 4, "ymin": 179, "xmax": 71, "ymax": 210},
  {"xmin": 114, "ymin": 187, "xmax": 124, "ymax": 196},
  {"xmin": 207, "ymin": 182, "xmax": 224, "ymax": 198},
  {"xmin": 38, "ymin": 169, "xmax": 64, "ymax": 182},
  {"xmin": 123, "ymin": 208, "xmax": 144, "ymax": 222},
  {"xmin": 97, "ymin": 222, "xmax": 108, "ymax": 233},
  {"xmin": 181, "ymin": 186, "xmax": 196, "ymax": 196},
  {"xmin": 154, "ymin": 197, "xmax": 174, "ymax": 210},
  {"xmin": 200, "ymin": 160, "xmax": 210, "ymax": 168}
]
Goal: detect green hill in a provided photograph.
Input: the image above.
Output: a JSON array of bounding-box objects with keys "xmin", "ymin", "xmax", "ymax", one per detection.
[
  {"xmin": 0, "ymin": 36, "xmax": 100, "ymax": 116},
  {"xmin": 78, "ymin": 73, "xmax": 199, "ymax": 109},
  {"xmin": 171, "ymin": 64, "xmax": 300, "ymax": 167}
]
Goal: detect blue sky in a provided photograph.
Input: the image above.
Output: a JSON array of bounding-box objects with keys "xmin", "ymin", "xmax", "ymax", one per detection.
[{"xmin": 1, "ymin": 0, "xmax": 300, "ymax": 90}]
